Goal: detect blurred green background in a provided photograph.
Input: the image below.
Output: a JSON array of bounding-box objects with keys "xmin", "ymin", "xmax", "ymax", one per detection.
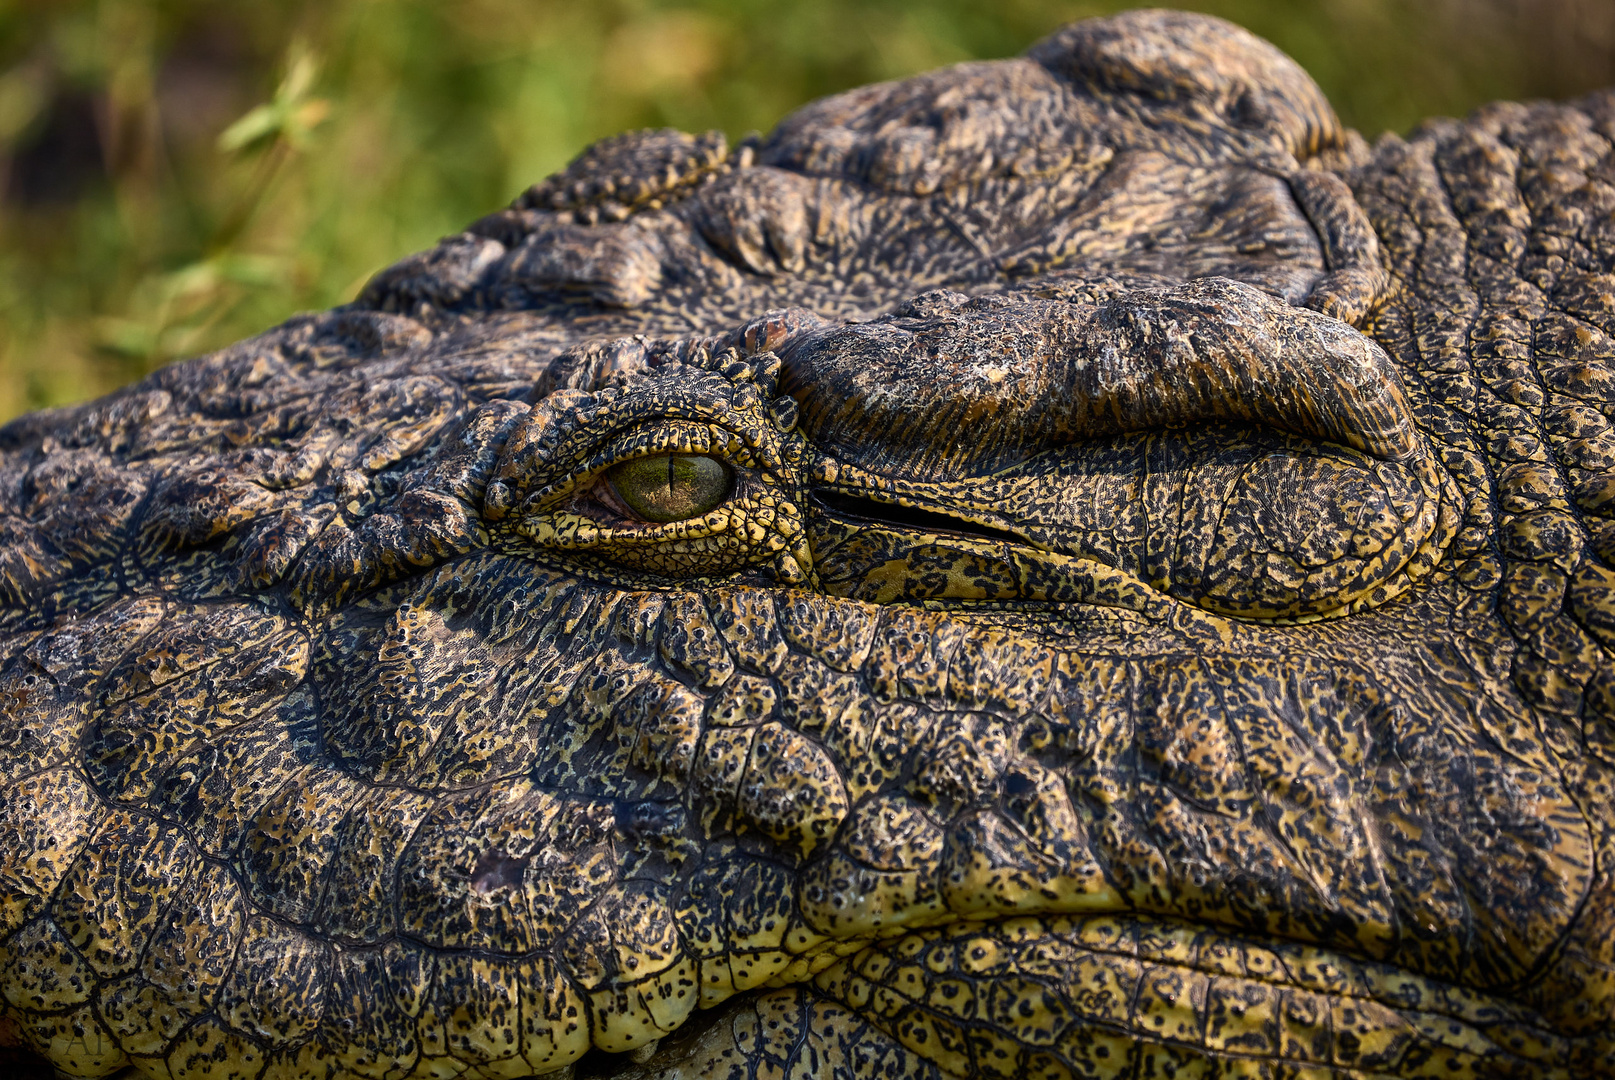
[{"xmin": 0, "ymin": 0, "xmax": 1611, "ymax": 421}]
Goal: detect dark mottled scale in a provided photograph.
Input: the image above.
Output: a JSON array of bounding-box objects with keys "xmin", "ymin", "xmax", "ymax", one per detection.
[
  {"xmin": 227, "ymin": 505, "xmax": 336, "ymax": 592},
  {"xmin": 103, "ymin": 859, "xmax": 245, "ymax": 1055},
  {"xmin": 538, "ymin": 658, "xmax": 691, "ymax": 801},
  {"xmin": 864, "ymin": 607, "xmax": 964, "ymax": 704},
  {"xmin": 407, "ymin": 687, "xmax": 512, "ymax": 786},
  {"xmin": 132, "ymin": 469, "xmax": 281, "ymax": 572},
  {"xmin": 369, "ymin": 616, "xmax": 514, "ymax": 790},
  {"xmin": 706, "ymin": 672, "xmax": 779, "ymax": 730},
  {"xmin": 618, "ymin": 671, "xmax": 705, "ymax": 792},
  {"xmin": 0, "ymin": 520, "xmax": 68, "ymax": 613},
  {"xmin": 522, "ymin": 849, "xmax": 621, "ymax": 956},
  {"xmin": 0, "ymin": 770, "xmax": 103, "ymax": 937},
  {"xmin": 204, "ymin": 630, "xmax": 311, "ymax": 722},
  {"xmin": 178, "ymin": 713, "xmax": 312, "ymax": 859},
  {"xmin": 400, "ymin": 784, "xmax": 620, "ymax": 955},
  {"xmin": 12, "ymin": 1001, "xmax": 126, "ymax": 1076},
  {"xmin": 0, "ymin": 599, "xmax": 168, "ymax": 787},
  {"xmin": 544, "ymin": 647, "xmax": 644, "ymax": 754},
  {"xmin": 945, "ymin": 626, "xmax": 1055, "ymax": 717},
  {"xmin": 19, "ymin": 451, "xmax": 146, "ymax": 569},
  {"xmin": 690, "ymin": 723, "xmax": 755, "ymax": 840},
  {"xmin": 315, "ymin": 606, "xmax": 451, "ymax": 783},
  {"xmin": 609, "ymin": 591, "xmax": 668, "ymax": 650},
  {"xmin": 776, "ymin": 593, "xmax": 879, "ymax": 672},
  {"xmin": 313, "ymin": 787, "xmax": 434, "ymax": 945},
  {"xmin": 1368, "ymin": 759, "xmax": 1490, "ymax": 988},
  {"xmin": 428, "ymin": 952, "xmax": 525, "ymax": 1072},
  {"xmin": 1, "ymin": 918, "xmax": 94, "ymax": 1014},
  {"xmin": 657, "ymin": 592, "xmax": 736, "ymax": 689},
  {"xmin": 778, "ymin": 648, "xmax": 909, "ymax": 803},
  {"xmin": 907, "ymin": 711, "xmax": 1008, "ymax": 818},
  {"xmin": 733, "ymin": 720, "xmax": 848, "ymax": 858},
  {"xmin": 706, "ymin": 588, "xmax": 790, "ymax": 674},
  {"xmin": 215, "ymin": 915, "xmax": 328, "ymax": 1046},
  {"xmin": 96, "ymin": 603, "xmax": 287, "ymax": 709},
  {"xmin": 1132, "ymin": 657, "xmax": 1256, "ymax": 817},
  {"xmin": 488, "ymin": 575, "xmax": 617, "ymax": 716},
  {"xmin": 85, "ymin": 689, "xmax": 222, "ymax": 804},
  {"xmin": 1022, "ymin": 651, "xmax": 1122, "ymax": 766},
  {"xmin": 142, "ymin": 859, "xmax": 242, "ymax": 995},
  {"xmin": 50, "ymin": 811, "xmax": 198, "ymax": 982},
  {"xmin": 675, "ymin": 859, "xmax": 794, "ymax": 968},
  {"xmin": 1212, "ymin": 658, "xmax": 1397, "ymax": 947},
  {"xmin": 237, "ymin": 767, "xmax": 366, "ymax": 924},
  {"xmin": 0, "ymin": 662, "xmax": 82, "ymax": 787},
  {"xmin": 394, "ymin": 791, "xmax": 540, "ymax": 954},
  {"xmin": 319, "ymin": 943, "xmax": 429, "ymax": 1078},
  {"xmin": 28, "ymin": 575, "xmax": 127, "ymax": 626},
  {"xmin": 857, "ymin": 700, "xmax": 938, "ymax": 799}
]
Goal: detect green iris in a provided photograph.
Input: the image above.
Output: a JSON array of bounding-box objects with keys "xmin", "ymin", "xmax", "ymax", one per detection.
[{"xmin": 607, "ymin": 454, "xmax": 733, "ymax": 522}]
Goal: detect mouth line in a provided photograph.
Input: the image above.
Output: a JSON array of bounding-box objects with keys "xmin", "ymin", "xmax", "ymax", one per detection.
[{"xmin": 811, "ymin": 488, "xmax": 1033, "ymax": 547}]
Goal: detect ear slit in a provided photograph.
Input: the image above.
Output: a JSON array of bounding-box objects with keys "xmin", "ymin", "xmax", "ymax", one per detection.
[{"xmin": 811, "ymin": 490, "xmax": 1028, "ymax": 547}]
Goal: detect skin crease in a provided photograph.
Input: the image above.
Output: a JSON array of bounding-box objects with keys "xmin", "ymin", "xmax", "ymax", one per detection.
[{"xmin": 2, "ymin": 8, "xmax": 1615, "ymax": 1080}]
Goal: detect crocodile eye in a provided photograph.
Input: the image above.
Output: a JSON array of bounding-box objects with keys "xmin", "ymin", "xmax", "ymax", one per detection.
[{"xmin": 608, "ymin": 454, "xmax": 733, "ymax": 522}]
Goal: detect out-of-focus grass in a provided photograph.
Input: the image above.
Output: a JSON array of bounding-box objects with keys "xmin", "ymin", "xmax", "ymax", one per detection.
[{"xmin": 0, "ymin": 0, "xmax": 1611, "ymax": 420}]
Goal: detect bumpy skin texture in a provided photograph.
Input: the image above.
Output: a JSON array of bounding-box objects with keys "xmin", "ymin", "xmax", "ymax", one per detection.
[{"xmin": 2, "ymin": 9, "xmax": 1614, "ymax": 1080}]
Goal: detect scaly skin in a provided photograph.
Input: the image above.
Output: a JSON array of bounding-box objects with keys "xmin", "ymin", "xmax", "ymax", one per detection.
[{"xmin": 2, "ymin": 9, "xmax": 1613, "ymax": 1080}]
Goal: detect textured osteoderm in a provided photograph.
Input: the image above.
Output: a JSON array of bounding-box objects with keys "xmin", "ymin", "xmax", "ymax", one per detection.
[{"xmin": 1, "ymin": 8, "xmax": 1614, "ymax": 1080}]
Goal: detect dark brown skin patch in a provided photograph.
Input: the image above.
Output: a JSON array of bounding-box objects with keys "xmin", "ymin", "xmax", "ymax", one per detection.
[{"xmin": 2, "ymin": 7, "xmax": 1614, "ymax": 1080}]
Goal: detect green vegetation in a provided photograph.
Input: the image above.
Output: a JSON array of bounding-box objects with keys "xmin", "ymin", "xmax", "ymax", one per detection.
[{"xmin": 0, "ymin": 0, "xmax": 1609, "ymax": 419}]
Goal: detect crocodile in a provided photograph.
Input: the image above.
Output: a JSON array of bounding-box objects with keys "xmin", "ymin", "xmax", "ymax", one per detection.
[{"xmin": 3, "ymin": 8, "xmax": 1614, "ymax": 1079}]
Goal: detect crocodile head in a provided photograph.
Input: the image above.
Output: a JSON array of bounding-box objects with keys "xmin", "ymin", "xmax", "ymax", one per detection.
[{"xmin": 3, "ymin": 9, "xmax": 1614, "ymax": 1080}]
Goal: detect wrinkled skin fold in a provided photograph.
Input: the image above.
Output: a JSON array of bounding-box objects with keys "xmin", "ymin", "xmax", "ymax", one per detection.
[{"xmin": 2, "ymin": 9, "xmax": 1615, "ymax": 1080}]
